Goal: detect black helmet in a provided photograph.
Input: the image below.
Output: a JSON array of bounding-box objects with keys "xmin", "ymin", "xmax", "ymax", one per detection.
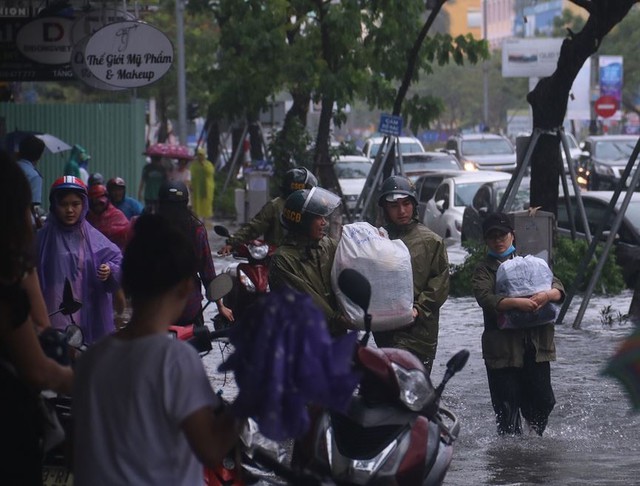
[
  {"xmin": 377, "ymin": 175, "xmax": 418, "ymax": 207},
  {"xmin": 282, "ymin": 167, "xmax": 318, "ymax": 197},
  {"xmin": 281, "ymin": 187, "xmax": 341, "ymax": 233},
  {"xmin": 88, "ymin": 172, "xmax": 105, "ymax": 186},
  {"xmin": 158, "ymin": 180, "xmax": 189, "ymax": 204}
]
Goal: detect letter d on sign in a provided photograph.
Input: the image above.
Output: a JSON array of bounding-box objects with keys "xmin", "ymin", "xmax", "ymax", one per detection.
[{"xmin": 43, "ymin": 22, "xmax": 64, "ymax": 42}]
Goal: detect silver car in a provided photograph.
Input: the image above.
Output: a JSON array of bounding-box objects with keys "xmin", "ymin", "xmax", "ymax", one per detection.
[{"xmin": 445, "ymin": 133, "xmax": 517, "ymax": 172}]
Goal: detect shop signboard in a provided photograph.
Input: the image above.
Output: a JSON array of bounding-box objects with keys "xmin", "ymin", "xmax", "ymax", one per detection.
[{"xmin": 84, "ymin": 21, "xmax": 174, "ymax": 89}]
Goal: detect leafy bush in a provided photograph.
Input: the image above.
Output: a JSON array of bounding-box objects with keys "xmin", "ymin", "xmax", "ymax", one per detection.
[
  {"xmin": 552, "ymin": 236, "xmax": 624, "ymax": 295},
  {"xmin": 449, "ymin": 236, "xmax": 625, "ymax": 297}
]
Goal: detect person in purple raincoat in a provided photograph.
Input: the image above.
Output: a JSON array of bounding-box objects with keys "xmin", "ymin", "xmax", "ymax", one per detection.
[{"xmin": 37, "ymin": 176, "xmax": 122, "ymax": 344}]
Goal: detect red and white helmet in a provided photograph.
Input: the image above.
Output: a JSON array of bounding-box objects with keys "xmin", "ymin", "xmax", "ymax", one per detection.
[{"xmin": 49, "ymin": 176, "xmax": 87, "ymax": 204}]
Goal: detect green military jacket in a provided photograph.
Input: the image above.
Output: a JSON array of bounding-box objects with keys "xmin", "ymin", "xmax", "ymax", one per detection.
[
  {"xmin": 269, "ymin": 232, "xmax": 344, "ymax": 336},
  {"xmin": 229, "ymin": 197, "xmax": 285, "ymax": 247},
  {"xmin": 373, "ymin": 220, "xmax": 450, "ymax": 363},
  {"xmin": 472, "ymin": 253, "xmax": 565, "ymax": 369}
]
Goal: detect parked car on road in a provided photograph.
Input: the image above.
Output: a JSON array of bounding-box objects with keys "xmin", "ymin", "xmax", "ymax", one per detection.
[
  {"xmin": 445, "ymin": 133, "xmax": 517, "ymax": 172},
  {"xmin": 461, "ymin": 177, "xmax": 530, "ymax": 243},
  {"xmin": 416, "ymin": 171, "xmax": 511, "ymax": 244},
  {"xmin": 401, "ymin": 151, "xmax": 471, "ymax": 181},
  {"xmin": 578, "ymin": 135, "xmax": 640, "ymax": 190},
  {"xmin": 335, "ymin": 155, "xmax": 373, "ymax": 213},
  {"xmin": 362, "ymin": 136, "xmax": 425, "ymax": 159},
  {"xmin": 557, "ymin": 191, "xmax": 640, "ymax": 287}
]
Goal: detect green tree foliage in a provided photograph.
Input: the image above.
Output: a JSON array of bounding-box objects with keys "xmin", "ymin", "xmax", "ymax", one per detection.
[{"xmin": 415, "ymin": 54, "xmax": 528, "ymax": 133}]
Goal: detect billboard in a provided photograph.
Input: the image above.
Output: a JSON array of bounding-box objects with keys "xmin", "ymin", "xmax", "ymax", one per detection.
[{"xmin": 502, "ymin": 38, "xmax": 563, "ymax": 78}]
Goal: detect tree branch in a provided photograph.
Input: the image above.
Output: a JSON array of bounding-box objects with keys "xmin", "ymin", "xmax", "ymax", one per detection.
[{"xmin": 568, "ymin": 0, "xmax": 593, "ymax": 14}]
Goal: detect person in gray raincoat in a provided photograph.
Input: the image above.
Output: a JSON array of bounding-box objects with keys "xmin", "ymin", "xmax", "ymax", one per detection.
[
  {"xmin": 373, "ymin": 175, "xmax": 450, "ymax": 374},
  {"xmin": 218, "ymin": 167, "xmax": 317, "ymax": 255},
  {"xmin": 472, "ymin": 212, "xmax": 564, "ymax": 436},
  {"xmin": 269, "ymin": 186, "xmax": 348, "ymax": 337}
]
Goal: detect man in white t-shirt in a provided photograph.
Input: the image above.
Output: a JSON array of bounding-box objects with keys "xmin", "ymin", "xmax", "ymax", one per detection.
[{"xmin": 73, "ymin": 214, "xmax": 240, "ymax": 486}]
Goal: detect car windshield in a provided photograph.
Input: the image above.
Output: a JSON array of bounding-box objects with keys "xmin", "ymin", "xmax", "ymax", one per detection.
[
  {"xmin": 496, "ymin": 186, "xmax": 530, "ymax": 211},
  {"xmin": 403, "ymin": 155, "xmax": 460, "ymax": 172},
  {"xmin": 594, "ymin": 140, "xmax": 636, "ymax": 160},
  {"xmin": 461, "ymin": 139, "xmax": 514, "ymax": 156},
  {"xmin": 454, "ymin": 182, "xmax": 485, "ymax": 206},
  {"xmin": 369, "ymin": 141, "xmax": 423, "ymax": 157},
  {"xmin": 335, "ymin": 161, "xmax": 371, "ymax": 179}
]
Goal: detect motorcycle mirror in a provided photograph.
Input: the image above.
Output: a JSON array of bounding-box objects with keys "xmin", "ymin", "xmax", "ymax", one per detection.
[
  {"xmin": 446, "ymin": 349, "xmax": 470, "ymax": 374},
  {"xmin": 338, "ymin": 268, "xmax": 371, "ymax": 315},
  {"xmin": 214, "ymin": 225, "xmax": 231, "ymax": 238},
  {"xmin": 206, "ymin": 274, "xmax": 233, "ymax": 302},
  {"xmin": 59, "ymin": 278, "xmax": 82, "ymax": 316},
  {"xmin": 65, "ymin": 324, "xmax": 84, "ymax": 348}
]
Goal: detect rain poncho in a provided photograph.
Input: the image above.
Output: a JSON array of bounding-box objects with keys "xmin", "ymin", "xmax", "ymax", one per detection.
[
  {"xmin": 38, "ymin": 190, "xmax": 122, "ymax": 344},
  {"xmin": 87, "ymin": 199, "xmax": 130, "ymax": 250},
  {"xmin": 190, "ymin": 154, "xmax": 215, "ymax": 220},
  {"xmin": 219, "ymin": 286, "xmax": 360, "ymax": 441}
]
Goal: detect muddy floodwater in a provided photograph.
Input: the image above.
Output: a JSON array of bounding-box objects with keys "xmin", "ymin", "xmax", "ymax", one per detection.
[{"xmin": 203, "ymin": 250, "xmax": 640, "ymax": 485}]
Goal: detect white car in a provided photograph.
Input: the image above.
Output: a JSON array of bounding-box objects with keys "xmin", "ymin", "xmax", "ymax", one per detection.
[
  {"xmin": 362, "ymin": 136, "xmax": 425, "ymax": 159},
  {"xmin": 335, "ymin": 155, "xmax": 373, "ymax": 212},
  {"xmin": 416, "ymin": 171, "xmax": 511, "ymax": 244}
]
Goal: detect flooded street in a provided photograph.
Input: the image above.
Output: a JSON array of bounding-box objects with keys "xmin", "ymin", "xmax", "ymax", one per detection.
[
  {"xmin": 438, "ymin": 291, "xmax": 640, "ymax": 486},
  {"xmin": 204, "ymin": 233, "xmax": 640, "ymax": 485}
]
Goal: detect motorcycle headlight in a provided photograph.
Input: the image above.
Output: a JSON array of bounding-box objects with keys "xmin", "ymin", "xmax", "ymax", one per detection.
[
  {"xmin": 248, "ymin": 244, "xmax": 269, "ymax": 260},
  {"xmin": 238, "ymin": 269, "xmax": 256, "ymax": 292},
  {"xmin": 391, "ymin": 362, "xmax": 432, "ymax": 411},
  {"xmin": 594, "ymin": 163, "xmax": 614, "ymax": 177}
]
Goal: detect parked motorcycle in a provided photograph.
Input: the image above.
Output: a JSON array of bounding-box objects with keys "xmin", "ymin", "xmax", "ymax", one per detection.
[
  {"xmin": 168, "ymin": 272, "xmax": 235, "ymax": 354},
  {"xmin": 214, "ymin": 225, "xmax": 275, "ymax": 327},
  {"xmin": 41, "ymin": 280, "xmax": 86, "ymax": 486},
  {"xmin": 289, "ymin": 268, "xmax": 469, "ymax": 486}
]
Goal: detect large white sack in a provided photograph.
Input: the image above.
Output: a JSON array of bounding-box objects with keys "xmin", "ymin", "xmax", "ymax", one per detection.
[
  {"xmin": 496, "ymin": 255, "xmax": 553, "ymax": 297},
  {"xmin": 331, "ymin": 222, "xmax": 414, "ymax": 331}
]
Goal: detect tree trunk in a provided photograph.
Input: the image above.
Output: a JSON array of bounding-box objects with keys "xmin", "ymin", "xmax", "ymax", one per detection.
[
  {"xmin": 248, "ymin": 121, "xmax": 264, "ymax": 161},
  {"xmin": 313, "ymin": 97, "xmax": 342, "ymax": 196},
  {"xmin": 527, "ymin": 0, "xmax": 637, "ymax": 213},
  {"xmin": 204, "ymin": 117, "xmax": 220, "ymax": 168}
]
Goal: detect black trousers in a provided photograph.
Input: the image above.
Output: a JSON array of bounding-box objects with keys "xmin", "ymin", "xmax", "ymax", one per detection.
[{"xmin": 485, "ymin": 344, "xmax": 555, "ymax": 436}]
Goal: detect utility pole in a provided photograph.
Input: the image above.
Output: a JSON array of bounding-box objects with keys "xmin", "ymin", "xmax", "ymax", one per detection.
[
  {"xmin": 482, "ymin": 0, "xmax": 489, "ymax": 130},
  {"xmin": 175, "ymin": 0, "xmax": 188, "ymax": 144}
]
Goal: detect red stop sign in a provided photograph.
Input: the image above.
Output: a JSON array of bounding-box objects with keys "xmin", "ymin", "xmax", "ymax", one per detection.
[{"xmin": 594, "ymin": 95, "xmax": 619, "ymax": 118}]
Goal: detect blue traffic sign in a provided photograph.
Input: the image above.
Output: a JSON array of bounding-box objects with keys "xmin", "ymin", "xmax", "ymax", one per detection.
[{"xmin": 378, "ymin": 113, "xmax": 403, "ymax": 136}]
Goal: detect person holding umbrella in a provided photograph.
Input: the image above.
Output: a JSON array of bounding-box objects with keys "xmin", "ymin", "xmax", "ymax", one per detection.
[{"xmin": 16, "ymin": 134, "xmax": 46, "ymax": 227}]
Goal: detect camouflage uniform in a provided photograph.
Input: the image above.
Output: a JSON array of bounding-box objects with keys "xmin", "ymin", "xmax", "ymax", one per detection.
[
  {"xmin": 228, "ymin": 197, "xmax": 286, "ymax": 247},
  {"xmin": 269, "ymin": 232, "xmax": 345, "ymax": 336}
]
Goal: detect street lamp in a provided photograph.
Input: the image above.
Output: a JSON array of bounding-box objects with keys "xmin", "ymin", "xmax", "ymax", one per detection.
[{"xmin": 175, "ymin": 0, "xmax": 188, "ymax": 145}]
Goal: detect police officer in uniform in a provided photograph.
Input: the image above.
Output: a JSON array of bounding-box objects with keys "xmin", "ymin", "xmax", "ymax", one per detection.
[
  {"xmin": 374, "ymin": 175, "xmax": 450, "ymax": 373},
  {"xmin": 269, "ymin": 186, "xmax": 348, "ymax": 336},
  {"xmin": 218, "ymin": 167, "xmax": 317, "ymax": 255}
]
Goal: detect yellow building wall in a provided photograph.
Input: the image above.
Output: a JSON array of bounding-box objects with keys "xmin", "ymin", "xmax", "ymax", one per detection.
[{"xmin": 442, "ymin": 0, "xmax": 482, "ymax": 39}]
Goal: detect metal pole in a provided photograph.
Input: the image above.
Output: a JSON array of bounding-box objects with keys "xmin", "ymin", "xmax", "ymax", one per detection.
[
  {"xmin": 558, "ymin": 137, "xmax": 640, "ymax": 324},
  {"xmin": 572, "ymin": 157, "xmax": 640, "ymax": 328},
  {"xmin": 482, "ymin": 0, "xmax": 489, "ymax": 129},
  {"xmin": 175, "ymin": 0, "xmax": 188, "ymax": 145},
  {"xmin": 499, "ymin": 129, "xmax": 539, "ymax": 213}
]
